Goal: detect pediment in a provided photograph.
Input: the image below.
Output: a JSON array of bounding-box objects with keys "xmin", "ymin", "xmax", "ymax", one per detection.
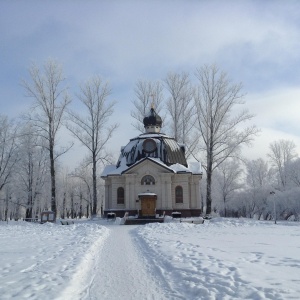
[{"xmin": 122, "ymin": 157, "xmax": 174, "ymax": 175}]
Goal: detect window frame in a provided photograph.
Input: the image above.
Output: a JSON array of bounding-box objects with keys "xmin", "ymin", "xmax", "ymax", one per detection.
[
  {"xmin": 175, "ymin": 185, "xmax": 183, "ymax": 203},
  {"xmin": 117, "ymin": 187, "xmax": 125, "ymax": 204},
  {"xmin": 141, "ymin": 175, "xmax": 155, "ymax": 185}
]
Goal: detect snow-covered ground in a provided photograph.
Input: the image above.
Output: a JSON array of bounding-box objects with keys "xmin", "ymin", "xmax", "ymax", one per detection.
[{"xmin": 0, "ymin": 218, "xmax": 300, "ymax": 300}]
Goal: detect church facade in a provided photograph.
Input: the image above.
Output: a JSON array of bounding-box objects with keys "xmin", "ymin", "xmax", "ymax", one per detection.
[{"xmin": 101, "ymin": 108, "xmax": 202, "ymax": 218}]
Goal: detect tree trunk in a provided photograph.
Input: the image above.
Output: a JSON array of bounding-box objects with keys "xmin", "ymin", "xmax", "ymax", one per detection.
[
  {"xmin": 206, "ymin": 169, "xmax": 212, "ymax": 215},
  {"xmin": 92, "ymin": 153, "xmax": 97, "ymax": 216},
  {"xmin": 50, "ymin": 141, "xmax": 56, "ymax": 214},
  {"xmin": 71, "ymin": 193, "xmax": 74, "ymax": 219},
  {"xmin": 86, "ymin": 204, "xmax": 89, "ymax": 218},
  {"xmin": 206, "ymin": 139, "xmax": 213, "ymax": 216},
  {"xmin": 62, "ymin": 192, "xmax": 66, "ymax": 219},
  {"xmin": 4, "ymin": 194, "xmax": 9, "ymax": 222},
  {"xmin": 223, "ymin": 196, "xmax": 227, "ymax": 217}
]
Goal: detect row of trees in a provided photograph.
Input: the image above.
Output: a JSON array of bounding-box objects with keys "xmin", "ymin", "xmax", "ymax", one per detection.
[
  {"xmin": 0, "ymin": 60, "xmax": 116, "ymax": 220},
  {"xmin": 1, "ymin": 61, "xmax": 299, "ymax": 221},
  {"xmin": 212, "ymin": 140, "xmax": 300, "ymax": 221},
  {"xmin": 130, "ymin": 67, "xmax": 299, "ymax": 220},
  {"xmin": 131, "ymin": 66, "xmax": 259, "ymax": 216}
]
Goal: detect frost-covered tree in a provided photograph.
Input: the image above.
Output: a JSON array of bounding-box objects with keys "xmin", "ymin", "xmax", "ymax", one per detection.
[
  {"xmin": 66, "ymin": 76, "xmax": 117, "ymax": 216},
  {"xmin": 22, "ymin": 60, "xmax": 71, "ymax": 215},
  {"xmin": 245, "ymin": 158, "xmax": 273, "ymax": 219},
  {"xmin": 131, "ymin": 80, "xmax": 165, "ymax": 133},
  {"xmin": 0, "ymin": 115, "xmax": 19, "ymax": 192},
  {"xmin": 69, "ymin": 162, "xmax": 94, "ymax": 218},
  {"xmin": 215, "ymin": 159, "xmax": 243, "ymax": 217},
  {"xmin": 268, "ymin": 139, "xmax": 297, "ymax": 190},
  {"xmin": 164, "ymin": 72, "xmax": 197, "ymax": 158},
  {"xmin": 193, "ymin": 64, "xmax": 259, "ymax": 215},
  {"xmin": 16, "ymin": 124, "xmax": 48, "ymax": 219},
  {"xmin": 288, "ymin": 158, "xmax": 300, "ymax": 187}
]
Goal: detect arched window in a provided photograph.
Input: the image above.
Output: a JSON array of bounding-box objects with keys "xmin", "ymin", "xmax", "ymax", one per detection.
[
  {"xmin": 141, "ymin": 175, "xmax": 155, "ymax": 185},
  {"xmin": 117, "ymin": 187, "xmax": 124, "ymax": 204},
  {"xmin": 175, "ymin": 186, "xmax": 183, "ymax": 203}
]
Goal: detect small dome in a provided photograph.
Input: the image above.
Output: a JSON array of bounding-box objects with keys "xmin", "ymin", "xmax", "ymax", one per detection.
[{"xmin": 143, "ymin": 108, "xmax": 162, "ymax": 131}]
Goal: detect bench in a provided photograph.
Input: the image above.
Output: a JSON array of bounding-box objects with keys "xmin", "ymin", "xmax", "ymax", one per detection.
[
  {"xmin": 180, "ymin": 219, "xmax": 204, "ymax": 224},
  {"xmin": 172, "ymin": 212, "xmax": 182, "ymax": 219},
  {"xmin": 107, "ymin": 213, "xmax": 116, "ymax": 221},
  {"xmin": 60, "ymin": 220, "xmax": 74, "ymax": 225}
]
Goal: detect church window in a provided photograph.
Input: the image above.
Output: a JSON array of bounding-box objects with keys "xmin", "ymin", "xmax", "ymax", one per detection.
[
  {"xmin": 141, "ymin": 175, "xmax": 155, "ymax": 185},
  {"xmin": 142, "ymin": 139, "xmax": 157, "ymax": 153},
  {"xmin": 175, "ymin": 186, "xmax": 183, "ymax": 203},
  {"xmin": 117, "ymin": 187, "xmax": 125, "ymax": 204}
]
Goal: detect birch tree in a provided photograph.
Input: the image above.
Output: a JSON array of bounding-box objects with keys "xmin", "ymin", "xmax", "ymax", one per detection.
[
  {"xmin": 22, "ymin": 60, "xmax": 71, "ymax": 215},
  {"xmin": 66, "ymin": 76, "xmax": 117, "ymax": 216},
  {"xmin": 131, "ymin": 80, "xmax": 165, "ymax": 133},
  {"xmin": 194, "ymin": 64, "xmax": 259, "ymax": 215},
  {"xmin": 164, "ymin": 72, "xmax": 197, "ymax": 157}
]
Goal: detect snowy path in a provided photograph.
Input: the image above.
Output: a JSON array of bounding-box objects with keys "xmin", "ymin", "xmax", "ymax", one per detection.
[
  {"xmin": 86, "ymin": 225, "xmax": 171, "ymax": 300},
  {"xmin": 2, "ymin": 219, "xmax": 300, "ymax": 299}
]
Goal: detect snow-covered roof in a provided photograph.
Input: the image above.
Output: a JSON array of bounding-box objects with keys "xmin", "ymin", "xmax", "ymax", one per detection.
[
  {"xmin": 101, "ymin": 157, "xmax": 202, "ymax": 177},
  {"xmin": 101, "ymin": 165, "xmax": 118, "ymax": 177},
  {"xmin": 114, "ymin": 132, "xmax": 188, "ymax": 169},
  {"xmin": 101, "ymin": 114, "xmax": 202, "ymax": 178}
]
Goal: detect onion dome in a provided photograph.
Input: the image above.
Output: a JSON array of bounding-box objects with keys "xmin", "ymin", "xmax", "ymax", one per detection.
[{"xmin": 143, "ymin": 107, "xmax": 162, "ymax": 133}]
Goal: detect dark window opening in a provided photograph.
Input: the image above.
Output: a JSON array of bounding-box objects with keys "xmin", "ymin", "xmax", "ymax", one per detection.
[
  {"xmin": 175, "ymin": 186, "xmax": 183, "ymax": 203},
  {"xmin": 141, "ymin": 175, "xmax": 155, "ymax": 185},
  {"xmin": 117, "ymin": 187, "xmax": 125, "ymax": 204}
]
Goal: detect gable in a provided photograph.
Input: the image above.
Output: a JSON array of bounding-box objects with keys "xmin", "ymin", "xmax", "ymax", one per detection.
[{"xmin": 122, "ymin": 157, "xmax": 174, "ymax": 175}]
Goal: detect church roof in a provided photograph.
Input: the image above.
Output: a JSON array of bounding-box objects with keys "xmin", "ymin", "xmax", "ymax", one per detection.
[
  {"xmin": 101, "ymin": 156, "xmax": 202, "ymax": 177},
  {"xmin": 101, "ymin": 107, "xmax": 202, "ymax": 178},
  {"xmin": 115, "ymin": 133, "xmax": 188, "ymax": 169}
]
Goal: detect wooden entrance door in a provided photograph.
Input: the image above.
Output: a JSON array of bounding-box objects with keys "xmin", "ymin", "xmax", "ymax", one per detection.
[{"xmin": 141, "ymin": 197, "xmax": 156, "ymax": 217}]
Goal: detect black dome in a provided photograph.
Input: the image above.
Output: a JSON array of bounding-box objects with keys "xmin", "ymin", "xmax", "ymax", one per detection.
[{"xmin": 143, "ymin": 108, "xmax": 162, "ymax": 127}]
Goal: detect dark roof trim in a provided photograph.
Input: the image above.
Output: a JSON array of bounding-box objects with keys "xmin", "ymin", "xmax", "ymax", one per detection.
[{"xmin": 122, "ymin": 157, "xmax": 175, "ymax": 174}]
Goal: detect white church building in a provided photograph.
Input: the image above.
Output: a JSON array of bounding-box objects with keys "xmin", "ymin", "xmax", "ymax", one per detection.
[{"xmin": 101, "ymin": 107, "xmax": 202, "ymax": 218}]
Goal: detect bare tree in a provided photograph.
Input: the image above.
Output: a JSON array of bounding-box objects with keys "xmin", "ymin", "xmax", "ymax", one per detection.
[
  {"xmin": 22, "ymin": 60, "xmax": 71, "ymax": 215},
  {"xmin": 245, "ymin": 158, "xmax": 273, "ymax": 219},
  {"xmin": 193, "ymin": 64, "xmax": 259, "ymax": 215},
  {"xmin": 215, "ymin": 159, "xmax": 243, "ymax": 217},
  {"xmin": 164, "ymin": 72, "xmax": 197, "ymax": 158},
  {"xmin": 288, "ymin": 158, "xmax": 300, "ymax": 187},
  {"xmin": 131, "ymin": 80, "xmax": 165, "ymax": 133},
  {"xmin": 69, "ymin": 162, "xmax": 94, "ymax": 218},
  {"xmin": 17, "ymin": 124, "xmax": 48, "ymax": 219},
  {"xmin": 66, "ymin": 76, "xmax": 118, "ymax": 216},
  {"xmin": 0, "ymin": 115, "xmax": 19, "ymax": 192},
  {"xmin": 268, "ymin": 139, "xmax": 297, "ymax": 190}
]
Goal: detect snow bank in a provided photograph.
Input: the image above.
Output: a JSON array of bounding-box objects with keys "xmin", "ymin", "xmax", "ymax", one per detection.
[
  {"xmin": 0, "ymin": 221, "xmax": 109, "ymax": 300},
  {"xmin": 135, "ymin": 218, "xmax": 300, "ymax": 299}
]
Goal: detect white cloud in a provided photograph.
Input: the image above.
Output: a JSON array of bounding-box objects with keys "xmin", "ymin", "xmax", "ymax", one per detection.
[{"xmin": 2, "ymin": 0, "xmax": 300, "ymax": 169}]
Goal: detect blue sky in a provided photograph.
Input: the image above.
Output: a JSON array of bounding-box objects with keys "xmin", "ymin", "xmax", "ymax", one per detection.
[{"xmin": 1, "ymin": 0, "xmax": 300, "ymax": 168}]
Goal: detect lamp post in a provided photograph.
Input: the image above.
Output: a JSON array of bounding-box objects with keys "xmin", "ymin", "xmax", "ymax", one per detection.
[{"xmin": 270, "ymin": 191, "xmax": 276, "ymax": 224}]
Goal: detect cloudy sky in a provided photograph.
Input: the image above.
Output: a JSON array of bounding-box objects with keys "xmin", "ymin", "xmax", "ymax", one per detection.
[{"xmin": 1, "ymin": 0, "xmax": 300, "ymax": 168}]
